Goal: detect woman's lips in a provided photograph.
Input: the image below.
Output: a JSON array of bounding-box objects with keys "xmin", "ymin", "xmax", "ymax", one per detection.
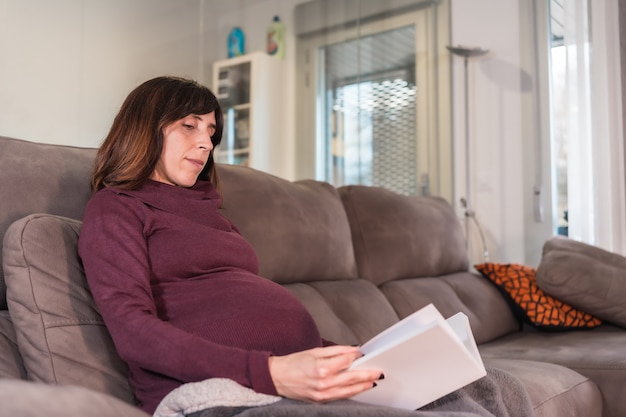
[{"xmin": 187, "ymin": 158, "xmax": 205, "ymax": 169}]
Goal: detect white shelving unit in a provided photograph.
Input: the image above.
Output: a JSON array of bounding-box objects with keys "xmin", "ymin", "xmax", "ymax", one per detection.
[{"xmin": 212, "ymin": 51, "xmax": 286, "ymax": 177}]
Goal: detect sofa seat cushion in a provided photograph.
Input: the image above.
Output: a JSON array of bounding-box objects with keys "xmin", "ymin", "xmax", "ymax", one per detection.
[
  {"xmin": 479, "ymin": 328, "xmax": 626, "ymax": 417},
  {"xmin": 537, "ymin": 236, "xmax": 626, "ymax": 328},
  {"xmin": 217, "ymin": 164, "xmax": 358, "ymax": 284},
  {"xmin": 2, "ymin": 214, "xmax": 134, "ymax": 403},
  {"xmin": 284, "ymin": 280, "xmax": 400, "ymax": 346},
  {"xmin": 0, "ymin": 310, "xmax": 26, "ymax": 379},
  {"xmin": 380, "ymin": 272, "xmax": 519, "ymax": 344},
  {"xmin": 484, "ymin": 358, "xmax": 602, "ymax": 417}
]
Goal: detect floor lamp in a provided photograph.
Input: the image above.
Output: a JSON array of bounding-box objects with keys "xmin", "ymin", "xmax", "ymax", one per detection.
[{"xmin": 447, "ymin": 45, "xmax": 490, "ymax": 262}]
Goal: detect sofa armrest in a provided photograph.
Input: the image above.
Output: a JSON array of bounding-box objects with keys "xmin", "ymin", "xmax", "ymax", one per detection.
[{"xmin": 0, "ymin": 380, "xmax": 149, "ymax": 417}]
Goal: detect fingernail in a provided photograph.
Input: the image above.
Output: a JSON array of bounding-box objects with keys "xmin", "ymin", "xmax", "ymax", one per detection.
[
  {"xmin": 378, "ymin": 373, "xmax": 385, "ymax": 380},
  {"xmin": 372, "ymin": 382, "xmax": 378, "ymax": 388}
]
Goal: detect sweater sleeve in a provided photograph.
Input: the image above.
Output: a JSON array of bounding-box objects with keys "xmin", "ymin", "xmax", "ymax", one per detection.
[{"xmin": 77, "ymin": 191, "xmax": 277, "ymax": 396}]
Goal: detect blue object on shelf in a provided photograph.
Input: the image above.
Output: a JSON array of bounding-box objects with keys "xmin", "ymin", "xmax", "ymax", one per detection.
[{"xmin": 228, "ymin": 27, "xmax": 245, "ymax": 58}]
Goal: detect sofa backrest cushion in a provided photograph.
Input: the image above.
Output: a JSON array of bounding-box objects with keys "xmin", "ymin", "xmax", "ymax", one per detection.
[
  {"xmin": 0, "ymin": 136, "xmax": 96, "ymax": 310},
  {"xmin": 218, "ymin": 164, "xmax": 358, "ymax": 284},
  {"xmin": 0, "ymin": 310, "xmax": 26, "ymax": 379},
  {"xmin": 338, "ymin": 185, "xmax": 469, "ymax": 286},
  {"xmin": 3, "ymin": 214, "xmax": 134, "ymax": 403}
]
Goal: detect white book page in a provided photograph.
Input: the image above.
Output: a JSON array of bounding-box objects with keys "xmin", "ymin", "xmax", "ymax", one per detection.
[
  {"xmin": 352, "ymin": 304, "xmax": 444, "ymax": 365},
  {"xmin": 445, "ymin": 312, "xmax": 485, "ymax": 371}
]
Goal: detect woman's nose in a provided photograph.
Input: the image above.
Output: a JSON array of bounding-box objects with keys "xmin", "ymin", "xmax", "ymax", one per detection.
[{"xmin": 198, "ymin": 134, "xmax": 214, "ymax": 151}]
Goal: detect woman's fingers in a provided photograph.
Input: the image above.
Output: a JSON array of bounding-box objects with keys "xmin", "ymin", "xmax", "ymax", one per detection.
[
  {"xmin": 317, "ymin": 376, "xmax": 379, "ymax": 402},
  {"xmin": 303, "ymin": 368, "xmax": 381, "ymax": 403},
  {"xmin": 268, "ymin": 345, "xmax": 382, "ymax": 403},
  {"xmin": 307, "ymin": 346, "xmax": 363, "ymax": 375}
]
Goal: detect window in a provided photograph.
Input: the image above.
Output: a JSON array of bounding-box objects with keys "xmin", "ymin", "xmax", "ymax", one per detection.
[
  {"xmin": 321, "ymin": 26, "xmax": 418, "ymax": 195},
  {"xmin": 548, "ymin": 0, "xmax": 572, "ymax": 237},
  {"xmin": 295, "ymin": 1, "xmax": 451, "ymax": 200}
]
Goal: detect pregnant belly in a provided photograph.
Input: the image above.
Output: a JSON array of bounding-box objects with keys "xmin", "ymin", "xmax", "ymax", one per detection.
[{"xmin": 153, "ymin": 271, "xmax": 323, "ymax": 355}]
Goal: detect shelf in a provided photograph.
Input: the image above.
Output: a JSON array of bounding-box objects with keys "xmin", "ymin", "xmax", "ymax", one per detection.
[{"xmin": 212, "ymin": 51, "xmax": 286, "ymax": 177}]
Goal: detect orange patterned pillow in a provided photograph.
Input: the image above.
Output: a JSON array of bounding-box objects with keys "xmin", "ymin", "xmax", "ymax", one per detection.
[{"xmin": 475, "ymin": 263, "xmax": 602, "ymax": 330}]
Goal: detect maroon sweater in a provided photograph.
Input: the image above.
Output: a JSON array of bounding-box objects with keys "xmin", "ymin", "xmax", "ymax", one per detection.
[{"xmin": 78, "ymin": 180, "xmax": 323, "ymax": 414}]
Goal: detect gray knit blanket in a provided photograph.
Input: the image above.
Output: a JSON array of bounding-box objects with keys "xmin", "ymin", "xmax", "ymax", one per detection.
[{"xmin": 153, "ymin": 367, "xmax": 536, "ymax": 417}]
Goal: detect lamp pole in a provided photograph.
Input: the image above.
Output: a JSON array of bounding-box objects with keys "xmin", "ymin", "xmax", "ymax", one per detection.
[{"xmin": 447, "ymin": 45, "xmax": 490, "ymax": 261}]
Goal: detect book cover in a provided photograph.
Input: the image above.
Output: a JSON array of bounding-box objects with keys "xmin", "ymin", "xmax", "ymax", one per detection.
[{"xmin": 349, "ymin": 303, "xmax": 486, "ymax": 410}]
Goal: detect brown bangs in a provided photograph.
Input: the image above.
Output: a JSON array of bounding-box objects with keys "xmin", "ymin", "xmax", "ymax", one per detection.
[{"xmin": 159, "ymin": 81, "xmax": 224, "ymax": 148}]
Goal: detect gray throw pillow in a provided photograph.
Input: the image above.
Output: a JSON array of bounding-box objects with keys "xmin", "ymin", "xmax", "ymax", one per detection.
[
  {"xmin": 2, "ymin": 214, "xmax": 134, "ymax": 403},
  {"xmin": 536, "ymin": 236, "xmax": 626, "ymax": 328}
]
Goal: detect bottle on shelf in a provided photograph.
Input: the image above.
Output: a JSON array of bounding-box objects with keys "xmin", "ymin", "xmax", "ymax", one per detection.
[{"xmin": 266, "ymin": 15, "xmax": 285, "ymax": 59}]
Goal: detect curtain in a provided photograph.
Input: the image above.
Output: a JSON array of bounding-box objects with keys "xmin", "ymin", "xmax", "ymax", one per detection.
[
  {"xmin": 622, "ymin": 2, "xmax": 626, "ymax": 169},
  {"xmin": 560, "ymin": 0, "xmax": 625, "ymax": 253}
]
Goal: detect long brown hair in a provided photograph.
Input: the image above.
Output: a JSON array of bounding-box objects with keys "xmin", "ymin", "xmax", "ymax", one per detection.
[{"xmin": 91, "ymin": 76, "xmax": 223, "ymax": 191}]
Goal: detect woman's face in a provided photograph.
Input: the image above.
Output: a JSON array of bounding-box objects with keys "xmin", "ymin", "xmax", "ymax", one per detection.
[{"xmin": 151, "ymin": 112, "xmax": 216, "ymax": 187}]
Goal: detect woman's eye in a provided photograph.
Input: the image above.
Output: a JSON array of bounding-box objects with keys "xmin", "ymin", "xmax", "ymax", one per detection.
[{"xmin": 183, "ymin": 124, "xmax": 194, "ymax": 129}]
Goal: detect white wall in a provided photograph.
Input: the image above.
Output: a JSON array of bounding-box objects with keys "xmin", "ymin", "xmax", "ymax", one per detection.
[
  {"xmin": 0, "ymin": 0, "xmax": 219, "ymax": 148},
  {"xmin": 0, "ymin": 0, "xmax": 304, "ymax": 173},
  {"xmin": 450, "ymin": 0, "xmax": 529, "ymax": 265}
]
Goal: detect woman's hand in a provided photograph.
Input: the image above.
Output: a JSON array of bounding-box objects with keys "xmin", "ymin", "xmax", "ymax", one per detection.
[{"xmin": 268, "ymin": 345, "xmax": 382, "ymax": 403}]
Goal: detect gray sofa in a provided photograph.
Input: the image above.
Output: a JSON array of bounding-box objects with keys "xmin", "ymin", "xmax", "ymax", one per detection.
[{"xmin": 0, "ymin": 135, "xmax": 625, "ymax": 417}]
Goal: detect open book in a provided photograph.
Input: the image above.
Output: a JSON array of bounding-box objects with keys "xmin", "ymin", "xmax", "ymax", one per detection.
[{"xmin": 349, "ymin": 303, "xmax": 486, "ymax": 410}]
